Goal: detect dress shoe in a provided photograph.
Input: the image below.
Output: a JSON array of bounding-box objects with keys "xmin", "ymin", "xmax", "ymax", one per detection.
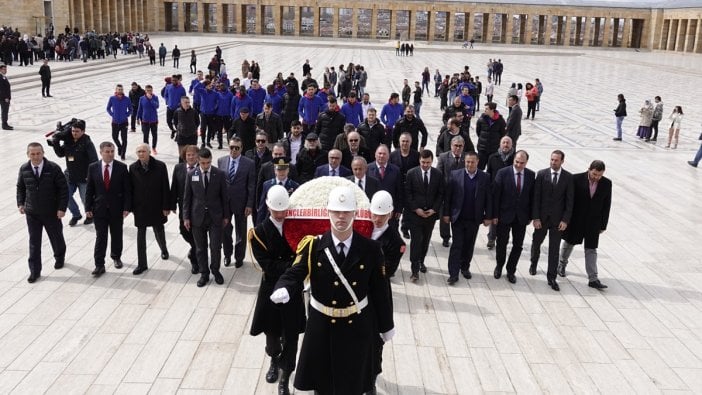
[
  {"xmin": 213, "ymin": 271, "xmax": 224, "ymax": 284},
  {"xmin": 161, "ymin": 251, "xmax": 169, "ymax": 260},
  {"xmin": 133, "ymin": 266, "xmax": 148, "ymax": 275},
  {"xmin": 529, "ymin": 263, "xmax": 537, "ymax": 275},
  {"xmin": 446, "ymin": 276, "xmax": 458, "ymax": 285},
  {"xmin": 191, "ymin": 264, "xmax": 200, "ymax": 274},
  {"xmin": 557, "ymin": 263, "xmax": 566, "ymax": 277},
  {"xmin": 461, "ymin": 269, "xmax": 472, "ymax": 279},
  {"xmin": 278, "ymin": 370, "xmax": 291, "ymax": 395},
  {"xmin": 197, "ymin": 276, "xmax": 210, "ymax": 287},
  {"xmin": 54, "ymin": 260, "xmax": 64, "ymax": 269},
  {"xmin": 548, "ymin": 279, "xmax": 560, "ymax": 291},
  {"xmin": 223, "ymin": 256, "xmax": 232, "ymax": 267},
  {"xmin": 442, "ymin": 239, "xmax": 450, "ymax": 247},
  {"xmin": 588, "ymin": 280, "xmax": 608, "ymax": 290},
  {"xmin": 46, "ymin": 95, "xmax": 53, "ymax": 98},
  {"xmin": 2, "ymin": 124, "xmax": 14, "ymax": 130},
  {"xmin": 507, "ymin": 273, "xmax": 517, "ymax": 284},
  {"xmin": 265, "ymin": 357, "xmax": 280, "ymax": 383},
  {"xmin": 688, "ymin": 161, "xmax": 698, "ymax": 168},
  {"xmin": 113, "ymin": 258, "xmax": 124, "ymax": 269},
  {"xmin": 410, "ymin": 273, "xmax": 419, "ymax": 282},
  {"xmin": 27, "ymin": 272, "xmax": 40, "ymax": 283},
  {"xmin": 92, "ymin": 266, "xmax": 106, "ymax": 277},
  {"xmin": 68, "ymin": 216, "xmax": 82, "ymax": 226},
  {"xmin": 493, "ymin": 266, "xmax": 502, "ymax": 279},
  {"xmin": 419, "ymin": 263, "xmax": 427, "ymax": 273},
  {"xmin": 486, "ymin": 239, "xmax": 495, "ymax": 250},
  {"xmin": 83, "ymin": 217, "xmax": 93, "ymax": 225},
  {"xmin": 612, "ymin": 137, "xmax": 622, "ymax": 141},
  {"xmin": 235, "ymin": 260, "xmax": 244, "ymax": 268},
  {"xmin": 650, "ymin": 138, "xmax": 657, "ymax": 142},
  {"xmin": 402, "ymin": 229, "xmax": 411, "ymax": 239}
]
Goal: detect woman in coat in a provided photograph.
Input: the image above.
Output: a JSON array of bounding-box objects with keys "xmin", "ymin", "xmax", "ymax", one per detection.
[
  {"xmin": 636, "ymin": 99, "xmax": 654, "ymax": 140},
  {"xmin": 667, "ymin": 105, "xmax": 684, "ymax": 149}
]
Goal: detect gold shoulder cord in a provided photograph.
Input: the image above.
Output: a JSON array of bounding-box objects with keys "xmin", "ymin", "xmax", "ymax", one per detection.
[
  {"xmin": 294, "ymin": 235, "xmax": 316, "ymax": 282},
  {"xmin": 246, "ymin": 228, "xmax": 263, "ymax": 272}
]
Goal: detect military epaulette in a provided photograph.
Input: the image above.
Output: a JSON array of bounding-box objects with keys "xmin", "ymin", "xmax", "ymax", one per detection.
[
  {"xmin": 294, "ymin": 235, "xmax": 317, "ymax": 280},
  {"xmin": 295, "ymin": 235, "xmax": 316, "ymax": 255},
  {"xmin": 248, "ymin": 228, "xmax": 267, "ymax": 251}
]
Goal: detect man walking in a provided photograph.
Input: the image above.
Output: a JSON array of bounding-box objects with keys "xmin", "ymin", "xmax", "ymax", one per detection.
[
  {"xmin": 485, "ymin": 136, "xmax": 514, "ymax": 249},
  {"xmin": 136, "ymin": 84, "xmax": 160, "ymax": 154},
  {"xmin": 437, "ymin": 136, "xmax": 466, "ymax": 247},
  {"xmin": 171, "ymin": 145, "xmax": 200, "ymax": 274},
  {"xmin": 39, "ymin": 58, "xmax": 52, "ymax": 97},
  {"xmin": 505, "ymin": 95, "xmax": 522, "ymax": 148},
  {"xmin": 106, "ymin": 84, "xmax": 132, "ymax": 160},
  {"xmin": 0, "ymin": 64, "xmax": 12, "ymax": 130}
]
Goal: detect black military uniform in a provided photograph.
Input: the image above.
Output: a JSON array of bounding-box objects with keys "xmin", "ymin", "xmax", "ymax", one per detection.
[
  {"xmin": 248, "ymin": 219, "xmax": 306, "ymax": 393},
  {"xmin": 274, "ymin": 231, "xmax": 394, "ymax": 394}
]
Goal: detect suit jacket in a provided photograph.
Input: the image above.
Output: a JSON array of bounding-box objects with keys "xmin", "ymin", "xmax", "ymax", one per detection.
[
  {"xmin": 405, "ymin": 167, "xmax": 444, "ymax": 220},
  {"xmin": 532, "ymin": 168, "xmax": 574, "ymax": 227},
  {"xmin": 492, "ymin": 166, "xmax": 535, "ymax": 225},
  {"xmin": 437, "ymin": 151, "xmax": 466, "ymax": 183},
  {"xmin": 16, "ymin": 160, "xmax": 68, "ymax": 217},
  {"xmin": 367, "ymin": 162, "xmax": 403, "ymax": 214},
  {"xmin": 389, "ymin": 149, "xmax": 420, "ymax": 181},
  {"xmin": 0, "ymin": 73, "xmax": 10, "ymax": 101},
  {"xmin": 505, "ymin": 104, "xmax": 522, "ymax": 141},
  {"xmin": 562, "ymin": 172, "xmax": 612, "ymax": 249},
  {"xmin": 341, "ymin": 147, "xmax": 373, "ymax": 170},
  {"xmin": 256, "ymin": 178, "xmax": 300, "ymax": 224},
  {"xmin": 256, "ymin": 159, "xmax": 299, "ymax": 208},
  {"xmin": 346, "ymin": 175, "xmax": 381, "ymax": 200},
  {"xmin": 314, "ymin": 164, "xmax": 351, "ymax": 178},
  {"xmin": 170, "ymin": 162, "xmax": 196, "ymax": 216},
  {"xmin": 182, "ymin": 166, "xmax": 230, "ymax": 227},
  {"xmin": 85, "ymin": 160, "xmax": 132, "ymax": 218},
  {"xmin": 129, "ymin": 157, "xmax": 170, "ymax": 227},
  {"xmin": 216, "ymin": 155, "xmax": 256, "ymax": 212},
  {"xmin": 443, "ymin": 169, "xmax": 492, "ymax": 223}
]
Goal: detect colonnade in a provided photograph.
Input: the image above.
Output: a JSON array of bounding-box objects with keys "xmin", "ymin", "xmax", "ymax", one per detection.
[{"xmin": 657, "ymin": 18, "xmax": 702, "ymax": 53}]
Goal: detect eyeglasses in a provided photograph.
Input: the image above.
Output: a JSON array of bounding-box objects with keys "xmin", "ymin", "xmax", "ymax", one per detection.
[
  {"xmin": 329, "ymin": 157, "xmax": 341, "ymax": 160},
  {"xmin": 256, "ymin": 139, "xmax": 267, "ymax": 143},
  {"xmin": 453, "ymin": 145, "xmax": 464, "ymax": 148},
  {"xmin": 348, "ymin": 139, "xmax": 359, "ymax": 142},
  {"xmin": 229, "ymin": 146, "xmax": 241, "ymax": 150}
]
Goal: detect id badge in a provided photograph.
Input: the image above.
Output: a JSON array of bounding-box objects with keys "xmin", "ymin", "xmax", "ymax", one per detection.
[
  {"xmin": 192, "ymin": 176, "xmax": 200, "ymax": 182},
  {"xmin": 67, "ymin": 156, "xmax": 75, "ymax": 162}
]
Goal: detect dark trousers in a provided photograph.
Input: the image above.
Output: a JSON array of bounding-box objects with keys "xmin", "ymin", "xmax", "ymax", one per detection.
[
  {"xmin": 111, "ymin": 122, "xmax": 128, "ymax": 157},
  {"xmin": 26, "ymin": 213, "xmax": 66, "ymax": 275},
  {"xmin": 130, "ymin": 107, "xmax": 138, "ymax": 131},
  {"xmin": 149, "ymin": 56, "xmax": 155, "ymax": 65},
  {"xmin": 495, "ymin": 219, "xmax": 527, "ymax": 275},
  {"xmin": 530, "ymin": 223, "xmax": 562, "ymax": 281},
  {"xmin": 526, "ymin": 101, "xmax": 536, "ymax": 119},
  {"xmin": 651, "ymin": 119, "xmax": 660, "ymax": 140},
  {"xmin": 173, "ymin": 57, "xmax": 179, "ymax": 68},
  {"xmin": 1, "ymin": 99, "xmax": 9, "ymax": 125},
  {"xmin": 477, "ymin": 152, "xmax": 489, "ymax": 171},
  {"xmin": 495, "ymin": 72, "xmax": 502, "ymax": 85},
  {"xmin": 41, "ymin": 79, "xmax": 51, "ymax": 96},
  {"xmin": 223, "ymin": 209, "xmax": 247, "ymax": 263},
  {"xmin": 136, "ymin": 224, "xmax": 168, "ymax": 269},
  {"xmin": 159, "ymin": 55, "xmax": 165, "ymax": 66},
  {"xmin": 200, "ymin": 113, "xmax": 213, "ymax": 144},
  {"xmin": 141, "ymin": 122, "xmax": 158, "ymax": 148},
  {"xmin": 302, "ymin": 122, "xmax": 316, "ymax": 135},
  {"xmin": 266, "ymin": 330, "xmax": 300, "ymax": 373},
  {"xmin": 221, "ymin": 115, "xmax": 232, "ymax": 140},
  {"xmin": 439, "ymin": 203, "xmax": 451, "ymax": 241},
  {"xmin": 93, "ymin": 215, "xmax": 124, "ymax": 267},
  {"xmin": 179, "ymin": 216, "xmax": 198, "ymax": 266},
  {"xmin": 192, "ymin": 215, "xmax": 222, "ymax": 277},
  {"xmin": 447, "ymin": 219, "xmax": 480, "ymax": 277},
  {"xmin": 210, "ymin": 115, "xmax": 224, "ymax": 147},
  {"xmin": 407, "ymin": 214, "xmax": 436, "ymax": 274},
  {"xmin": 166, "ymin": 107, "xmax": 176, "ymax": 134}
]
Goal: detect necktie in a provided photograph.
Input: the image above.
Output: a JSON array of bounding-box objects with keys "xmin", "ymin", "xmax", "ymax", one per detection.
[
  {"xmin": 516, "ymin": 172, "xmax": 522, "ymax": 194},
  {"xmin": 337, "ymin": 242, "xmax": 346, "ymax": 261},
  {"xmin": 331, "ymin": 168, "xmax": 336, "ymax": 176},
  {"xmin": 455, "ymin": 156, "xmax": 460, "ymax": 165},
  {"xmin": 424, "ymin": 170, "xmax": 429, "ymax": 189},
  {"xmin": 229, "ymin": 160, "xmax": 236, "ymax": 182},
  {"xmin": 379, "ymin": 165, "xmax": 385, "ymax": 180},
  {"xmin": 34, "ymin": 166, "xmax": 39, "ymax": 178},
  {"xmin": 103, "ymin": 164, "xmax": 110, "ymax": 190},
  {"xmin": 358, "ymin": 179, "xmax": 363, "ymax": 190},
  {"xmin": 552, "ymin": 172, "xmax": 558, "ymax": 185},
  {"xmin": 278, "ymin": 181, "xmax": 283, "ymax": 186},
  {"xmin": 204, "ymin": 170, "xmax": 209, "ymax": 190}
]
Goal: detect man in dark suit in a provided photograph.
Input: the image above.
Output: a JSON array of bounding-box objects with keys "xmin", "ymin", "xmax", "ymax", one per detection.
[
  {"xmin": 129, "ymin": 143, "xmax": 171, "ymax": 275},
  {"xmin": 184, "ymin": 148, "xmax": 231, "ymax": 287},
  {"xmin": 16, "ymin": 142, "xmax": 68, "ymax": 283},
  {"xmin": 0, "ymin": 64, "xmax": 13, "ymax": 130},
  {"xmin": 505, "ymin": 95, "xmax": 522, "ymax": 148},
  {"xmin": 217, "ymin": 136, "xmax": 256, "ymax": 268},
  {"xmin": 530, "ymin": 150, "xmax": 574, "ymax": 291},
  {"xmin": 559, "ymin": 160, "xmax": 612, "ymax": 290},
  {"xmin": 492, "ymin": 150, "xmax": 535, "ymax": 284},
  {"xmin": 314, "ymin": 149, "xmax": 351, "ymax": 178},
  {"xmin": 390, "ymin": 132, "xmax": 420, "ymax": 239},
  {"xmin": 256, "ymin": 158, "xmax": 299, "ymax": 225},
  {"xmin": 347, "ymin": 156, "xmax": 380, "ymax": 199},
  {"xmin": 340, "ymin": 131, "xmax": 372, "ymax": 169},
  {"xmin": 256, "ymin": 143, "xmax": 299, "ymax": 213},
  {"xmin": 171, "ymin": 144, "xmax": 200, "ymax": 274},
  {"xmin": 405, "ymin": 150, "xmax": 444, "ymax": 281},
  {"xmin": 485, "ymin": 135, "xmax": 514, "ymax": 249},
  {"xmin": 437, "ymin": 135, "xmax": 466, "ymax": 247},
  {"xmin": 367, "ymin": 145, "xmax": 403, "ymax": 224},
  {"xmin": 442, "ymin": 152, "xmax": 492, "ymax": 284},
  {"xmin": 85, "ymin": 141, "xmax": 132, "ymax": 277}
]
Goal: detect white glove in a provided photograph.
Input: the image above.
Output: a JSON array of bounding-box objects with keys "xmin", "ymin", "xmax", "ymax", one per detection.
[
  {"xmin": 270, "ymin": 288, "xmax": 290, "ymax": 304},
  {"xmin": 380, "ymin": 328, "xmax": 396, "ymax": 342}
]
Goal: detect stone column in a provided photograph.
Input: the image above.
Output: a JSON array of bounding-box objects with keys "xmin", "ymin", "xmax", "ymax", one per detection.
[
  {"xmin": 621, "ymin": 18, "xmax": 631, "ymax": 48},
  {"xmin": 524, "ymin": 14, "xmax": 533, "ymax": 44},
  {"xmin": 544, "ymin": 15, "xmax": 552, "ymax": 45},
  {"xmin": 390, "ymin": 9, "xmax": 397, "ymax": 40},
  {"xmin": 695, "ymin": 19, "xmax": 702, "ymax": 53},
  {"xmin": 684, "ymin": 18, "xmax": 695, "ymax": 52},
  {"xmin": 465, "ymin": 12, "xmax": 472, "ymax": 41},
  {"xmin": 504, "ymin": 13, "xmax": 512, "ymax": 44},
  {"xmin": 675, "ymin": 19, "xmax": 685, "ymax": 51},
  {"xmin": 312, "ymin": 6, "xmax": 320, "ymax": 37},
  {"xmin": 332, "ymin": 8, "xmax": 339, "ymax": 38},
  {"xmin": 428, "ymin": 10, "xmax": 435, "ymax": 42},
  {"xmin": 556, "ymin": 16, "xmax": 563, "ymax": 45},
  {"xmin": 602, "ymin": 16, "xmax": 611, "ymax": 47},
  {"xmin": 351, "ymin": 8, "xmax": 358, "ymax": 39},
  {"xmin": 293, "ymin": 6, "xmax": 301, "ymax": 36},
  {"xmin": 408, "ymin": 10, "xmax": 415, "ymax": 41},
  {"xmin": 564, "ymin": 16, "xmax": 572, "ymax": 46},
  {"xmin": 370, "ymin": 7, "xmax": 378, "ymax": 39},
  {"xmin": 486, "ymin": 13, "xmax": 495, "ymax": 43},
  {"xmin": 582, "ymin": 16, "xmax": 592, "ymax": 46},
  {"xmin": 446, "ymin": 11, "xmax": 454, "ymax": 42}
]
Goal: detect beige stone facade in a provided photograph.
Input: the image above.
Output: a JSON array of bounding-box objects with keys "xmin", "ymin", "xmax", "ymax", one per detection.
[{"xmin": 3, "ymin": 1, "xmax": 702, "ymax": 52}]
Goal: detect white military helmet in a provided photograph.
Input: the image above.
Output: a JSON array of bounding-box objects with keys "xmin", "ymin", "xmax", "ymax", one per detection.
[
  {"xmin": 370, "ymin": 190, "xmax": 394, "ymax": 215},
  {"xmin": 327, "ymin": 186, "xmax": 357, "ymax": 212},
  {"xmin": 266, "ymin": 185, "xmax": 290, "ymax": 211}
]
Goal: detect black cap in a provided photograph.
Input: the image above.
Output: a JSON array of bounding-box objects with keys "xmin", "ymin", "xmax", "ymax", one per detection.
[
  {"xmin": 73, "ymin": 120, "xmax": 86, "ymax": 130},
  {"xmin": 306, "ymin": 132, "xmax": 319, "ymax": 140}
]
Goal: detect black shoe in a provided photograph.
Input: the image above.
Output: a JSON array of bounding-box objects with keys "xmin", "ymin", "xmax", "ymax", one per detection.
[
  {"xmin": 213, "ymin": 271, "xmax": 224, "ymax": 284},
  {"xmin": 161, "ymin": 251, "xmax": 169, "ymax": 260},
  {"xmin": 507, "ymin": 273, "xmax": 517, "ymax": 284},
  {"xmin": 278, "ymin": 370, "xmax": 291, "ymax": 395},
  {"xmin": 529, "ymin": 263, "xmax": 537, "ymax": 275},
  {"xmin": 27, "ymin": 272, "xmax": 40, "ymax": 283},
  {"xmin": 588, "ymin": 280, "xmax": 608, "ymax": 290},
  {"xmin": 68, "ymin": 216, "xmax": 82, "ymax": 226},
  {"xmin": 224, "ymin": 256, "xmax": 231, "ymax": 267},
  {"xmin": 446, "ymin": 276, "xmax": 458, "ymax": 285},
  {"xmin": 92, "ymin": 266, "xmax": 106, "ymax": 277},
  {"xmin": 612, "ymin": 137, "xmax": 622, "ymax": 141},
  {"xmin": 133, "ymin": 266, "xmax": 148, "ymax": 275},
  {"xmin": 84, "ymin": 217, "xmax": 93, "ymax": 225},
  {"xmin": 197, "ymin": 276, "xmax": 210, "ymax": 287},
  {"xmin": 487, "ymin": 239, "xmax": 495, "ymax": 250},
  {"xmin": 46, "ymin": 95, "xmax": 53, "ymax": 98},
  {"xmin": 493, "ymin": 266, "xmax": 502, "ymax": 279},
  {"xmin": 265, "ymin": 357, "xmax": 279, "ymax": 383},
  {"xmin": 2, "ymin": 124, "xmax": 14, "ymax": 130},
  {"xmin": 442, "ymin": 239, "xmax": 450, "ymax": 247},
  {"xmin": 689, "ymin": 161, "xmax": 698, "ymax": 168},
  {"xmin": 235, "ymin": 260, "xmax": 244, "ymax": 268},
  {"xmin": 548, "ymin": 280, "xmax": 560, "ymax": 291},
  {"xmin": 419, "ymin": 263, "xmax": 427, "ymax": 273},
  {"xmin": 191, "ymin": 265, "xmax": 199, "ymax": 274},
  {"xmin": 410, "ymin": 273, "xmax": 419, "ymax": 282},
  {"xmin": 120, "ymin": 154, "xmax": 126, "ymax": 160},
  {"xmin": 113, "ymin": 258, "xmax": 123, "ymax": 269},
  {"xmin": 206, "ymin": 142, "xmax": 213, "ymax": 149},
  {"xmin": 461, "ymin": 269, "xmax": 472, "ymax": 279},
  {"xmin": 557, "ymin": 263, "xmax": 566, "ymax": 277},
  {"xmin": 54, "ymin": 260, "xmax": 64, "ymax": 269},
  {"xmin": 402, "ymin": 229, "xmax": 411, "ymax": 239}
]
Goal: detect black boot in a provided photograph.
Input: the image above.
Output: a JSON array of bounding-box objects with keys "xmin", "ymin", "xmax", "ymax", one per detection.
[
  {"xmin": 265, "ymin": 356, "xmax": 279, "ymax": 383},
  {"xmin": 278, "ymin": 370, "xmax": 290, "ymax": 395}
]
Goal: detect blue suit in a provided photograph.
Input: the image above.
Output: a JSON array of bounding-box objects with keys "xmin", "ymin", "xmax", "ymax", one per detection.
[
  {"xmin": 367, "ymin": 162, "xmax": 403, "ymax": 215},
  {"xmin": 256, "ymin": 178, "xmax": 300, "ymax": 225},
  {"xmin": 314, "ymin": 165, "xmax": 351, "ymax": 178}
]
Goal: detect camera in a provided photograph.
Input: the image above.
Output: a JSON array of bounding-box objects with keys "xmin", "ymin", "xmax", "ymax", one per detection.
[{"xmin": 46, "ymin": 118, "xmax": 83, "ymax": 147}]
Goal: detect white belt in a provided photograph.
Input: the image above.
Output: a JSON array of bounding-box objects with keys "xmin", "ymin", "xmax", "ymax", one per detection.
[{"xmin": 310, "ymin": 295, "xmax": 368, "ymax": 318}]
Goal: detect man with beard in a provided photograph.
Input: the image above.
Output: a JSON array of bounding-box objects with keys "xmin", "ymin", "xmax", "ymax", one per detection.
[
  {"xmin": 485, "ymin": 136, "xmax": 514, "ymax": 250},
  {"xmin": 392, "ymin": 105, "xmax": 427, "ymax": 152},
  {"xmin": 316, "ymin": 97, "xmax": 346, "ymax": 151},
  {"xmin": 476, "ymin": 102, "xmax": 507, "ymax": 170},
  {"xmin": 357, "ymin": 108, "xmax": 385, "ymax": 153},
  {"xmin": 436, "ymin": 117, "xmax": 474, "ymax": 156},
  {"xmin": 295, "ymin": 133, "xmax": 328, "ymax": 184}
]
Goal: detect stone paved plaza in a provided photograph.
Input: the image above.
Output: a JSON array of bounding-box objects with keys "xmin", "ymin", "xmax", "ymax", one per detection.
[{"xmin": 1, "ymin": 35, "xmax": 702, "ymax": 394}]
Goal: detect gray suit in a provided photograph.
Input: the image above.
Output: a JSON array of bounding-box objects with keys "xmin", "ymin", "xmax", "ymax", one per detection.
[
  {"xmin": 506, "ymin": 104, "xmax": 522, "ymax": 147},
  {"xmin": 437, "ymin": 151, "xmax": 465, "ymax": 242},
  {"xmin": 216, "ymin": 154, "xmax": 256, "ymax": 264},
  {"xmin": 530, "ymin": 168, "xmax": 574, "ymax": 281},
  {"xmin": 183, "ymin": 166, "xmax": 230, "ymax": 276}
]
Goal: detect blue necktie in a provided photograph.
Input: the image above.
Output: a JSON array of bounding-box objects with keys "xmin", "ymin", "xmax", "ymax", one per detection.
[
  {"xmin": 229, "ymin": 159, "xmax": 237, "ymax": 181},
  {"xmin": 331, "ymin": 168, "xmax": 336, "ymax": 177}
]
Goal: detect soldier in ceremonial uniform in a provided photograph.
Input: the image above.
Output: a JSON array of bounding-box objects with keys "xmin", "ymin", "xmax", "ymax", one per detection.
[
  {"xmin": 271, "ymin": 186, "xmax": 395, "ymax": 395},
  {"xmin": 249, "ymin": 185, "xmax": 306, "ymax": 395}
]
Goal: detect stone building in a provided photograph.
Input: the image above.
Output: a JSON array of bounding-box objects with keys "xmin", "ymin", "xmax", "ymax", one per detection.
[{"xmin": 3, "ymin": 0, "xmax": 702, "ymax": 52}]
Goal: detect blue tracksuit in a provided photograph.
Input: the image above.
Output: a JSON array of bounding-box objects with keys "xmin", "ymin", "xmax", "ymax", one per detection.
[
  {"xmin": 380, "ymin": 102, "xmax": 403, "ymax": 129},
  {"xmin": 106, "ymin": 94, "xmax": 132, "ymax": 124},
  {"xmin": 265, "ymin": 92, "xmax": 283, "ymax": 115},
  {"xmin": 189, "ymin": 78, "xmax": 202, "ymax": 105},
  {"xmin": 230, "ymin": 94, "xmax": 253, "ymax": 119},
  {"xmin": 136, "ymin": 95, "xmax": 159, "ymax": 123},
  {"xmin": 248, "ymin": 87, "xmax": 266, "ymax": 116},
  {"xmin": 340, "ymin": 101, "xmax": 363, "ymax": 127},
  {"xmin": 196, "ymin": 85, "xmax": 219, "ymax": 115},
  {"xmin": 216, "ymin": 90, "xmax": 233, "ymax": 117},
  {"xmin": 298, "ymin": 94, "xmax": 325, "ymax": 125},
  {"xmin": 165, "ymin": 83, "xmax": 187, "ymax": 110}
]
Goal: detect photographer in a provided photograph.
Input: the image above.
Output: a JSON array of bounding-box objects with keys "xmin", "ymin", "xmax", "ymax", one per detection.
[{"xmin": 51, "ymin": 119, "xmax": 98, "ymax": 226}]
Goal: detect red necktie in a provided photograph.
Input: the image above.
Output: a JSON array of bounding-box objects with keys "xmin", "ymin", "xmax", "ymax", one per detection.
[
  {"xmin": 104, "ymin": 164, "xmax": 111, "ymax": 191},
  {"xmin": 379, "ymin": 165, "xmax": 385, "ymax": 180},
  {"xmin": 516, "ymin": 172, "xmax": 522, "ymax": 194}
]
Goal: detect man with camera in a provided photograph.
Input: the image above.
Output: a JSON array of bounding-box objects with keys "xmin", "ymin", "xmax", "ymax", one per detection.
[{"xmin": 50, "ymin": 119, "xmax": 98, "ymax": 226}]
